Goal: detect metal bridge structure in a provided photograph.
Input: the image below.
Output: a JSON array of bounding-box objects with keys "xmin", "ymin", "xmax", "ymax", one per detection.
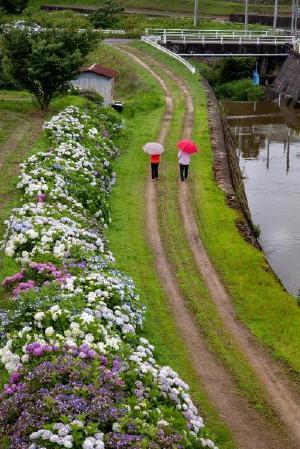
[{"xmin": 144, "ymin": 28, "xmax": 296, "ymax": 57}]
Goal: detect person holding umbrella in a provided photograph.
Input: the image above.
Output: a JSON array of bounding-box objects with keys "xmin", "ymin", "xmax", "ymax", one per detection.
[
  {"xmin": 177, "ymin": 139, "xmax": 198, "ymax": 181},
  {"xmin": 143, "ymin": 142, "xmax": 164, "ymax": 180}
]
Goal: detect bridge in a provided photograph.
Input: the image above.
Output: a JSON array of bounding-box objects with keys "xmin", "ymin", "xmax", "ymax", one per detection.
[{"xmin": 144, "ymin": 29, "xmax": 296, "ymax": 57}]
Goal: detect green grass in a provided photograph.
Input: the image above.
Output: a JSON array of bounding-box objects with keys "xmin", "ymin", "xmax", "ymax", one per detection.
[
  {"xmin": 28, "ymin": 0, "xmax": 291, "ymax": 16},
  {"xmin": 0, "ymin": 94, "xmax": 89, "ymax": 302},
  {"xmin": 4, "ymin": 8, "xmax": 271, "ymax": 35},
  {"xmin": 132, "ymin": 41, "xmax": 300, "ymax": 381},
  {"xmin": 126, "ymin": 42, "xmax": 280, "ymax": 422},
  {"xmin": 0, "ymin": 45, "xmax": 235, "ymax": 446},
  {"xmin": 97, "ymin": 44, "xmax": 237, "ymax": 448}
]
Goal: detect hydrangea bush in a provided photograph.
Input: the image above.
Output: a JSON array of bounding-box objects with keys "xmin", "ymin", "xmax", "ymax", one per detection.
[{"xmin": 0, "ymin": 104, "xmax": 218, "ymax": 449}]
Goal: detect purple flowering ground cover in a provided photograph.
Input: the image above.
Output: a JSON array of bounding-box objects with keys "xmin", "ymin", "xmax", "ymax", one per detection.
[{"xmin": 0, "ymin": 103, "xmax": 218, "ymax": 449}]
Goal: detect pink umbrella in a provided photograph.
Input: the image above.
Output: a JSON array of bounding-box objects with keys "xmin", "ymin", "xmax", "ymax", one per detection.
[
  {"xmin": 177, "ymin": 139, "xmax": 198, "ymax": 154},
  {"xmin": 143, "ymin": 142, "xmax": 164, "ymax": 155}
]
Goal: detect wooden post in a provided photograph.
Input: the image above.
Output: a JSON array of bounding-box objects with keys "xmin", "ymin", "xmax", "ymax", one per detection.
[{"xmin": 194, "ymin": 0, "xmax": 199, "ymax": 27}]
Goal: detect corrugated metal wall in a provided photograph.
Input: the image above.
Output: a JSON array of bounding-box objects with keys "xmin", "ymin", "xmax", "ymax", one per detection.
[{"xmin": 72, "ymin": 73, "xmax": 113, "ymax": 106}]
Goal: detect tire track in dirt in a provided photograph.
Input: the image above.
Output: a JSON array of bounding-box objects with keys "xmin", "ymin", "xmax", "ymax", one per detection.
[
  {"xmin": 126, "ymin": 48, "xmax": 300, "ymax": 446},
  {"xmin": 157, "ymin": 55, "xmax": 300, "ymax": 447},
  {"xmin": 112, "ymin": 44, "xmax": 297, "ymax": 449}
]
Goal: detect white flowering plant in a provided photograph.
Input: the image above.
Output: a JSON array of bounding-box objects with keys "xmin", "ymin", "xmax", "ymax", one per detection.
[{"xmin": 0, "ymin": 104, "xmax": 218, "ymax": 449}]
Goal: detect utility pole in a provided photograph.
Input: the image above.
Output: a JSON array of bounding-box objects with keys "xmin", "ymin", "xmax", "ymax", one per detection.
[
  {"xmin": 273, "ymin": 0, "xmax": 278, "ymax": 29},
  {"xmin": 295, "ymin": 0, "xmax": 299, "ymax": 32},
  {"xmin": 245, "ymin": 0, "xmax": 249, "ymax": 32},
  {"xmin": 292, "ymin": 0, "xmax": 296, "ymax": 33},
  {"xmin": 194, "ymin": 0, "xmax": 199, "ymax": 27}
]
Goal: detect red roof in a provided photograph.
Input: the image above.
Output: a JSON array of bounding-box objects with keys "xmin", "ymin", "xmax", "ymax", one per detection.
[{"xmin": 80, "ymin": 63, "xmax": 117, "ymax": 79}]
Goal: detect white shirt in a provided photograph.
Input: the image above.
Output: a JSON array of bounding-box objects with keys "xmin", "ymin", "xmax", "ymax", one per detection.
[{"xmin": 178, "ymin": 150, "xmax": 191, "ymax": 165}]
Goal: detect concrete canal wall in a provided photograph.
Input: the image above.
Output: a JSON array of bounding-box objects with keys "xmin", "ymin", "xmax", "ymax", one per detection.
[
  {"xmin": 203, "ymin": 79, "xmax": 260, "ymax": 247},
  {"xmin": 269, "ymin": 53, "xmax": 300, "ymax": 106},
  {"xmin": 230, "ymin": 13, "xmax": 299, "ymax": 28}
]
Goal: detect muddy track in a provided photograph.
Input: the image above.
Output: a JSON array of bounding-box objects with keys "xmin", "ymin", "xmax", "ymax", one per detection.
[{"xmin": 111, "ymin": 44, "xmax": 299, "ymax": 449}]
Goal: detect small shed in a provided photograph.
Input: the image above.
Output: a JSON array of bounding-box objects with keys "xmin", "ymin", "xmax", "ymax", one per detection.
[{"xmin": 72, "ymin": 63, "xmax": 118, "ymax": 106}]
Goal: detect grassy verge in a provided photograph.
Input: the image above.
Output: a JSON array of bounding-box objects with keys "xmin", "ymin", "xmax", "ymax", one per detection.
[
  {"xmin": 3, "ymin": 9, "xmax": 271, "ymax": 35},
  {"xmin": 127, "ymin": 43, "xmax": 279, "ymax": 422},
  {"xmin": 132, "ymin": 41, "xmax": 300, "ymax": 379},
  {"xmin": 92, "ymin": 44, "xmax": 237, "ymax": 448},
  {"xmin": 0, "ymin": 42, "xmax": 235, "ymax": 447},
  {"xmin": 28, "ymin": 0, "xmax": 291, "ymax": 16},
  {"xmin": 0, "ymin": 94, "xmax": 90, "ymax": 307}
]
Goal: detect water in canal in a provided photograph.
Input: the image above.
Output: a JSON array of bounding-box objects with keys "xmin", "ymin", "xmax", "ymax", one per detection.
[{"xmin": 222, "ymin": 101, "xmax": 300, "ymax": 296}]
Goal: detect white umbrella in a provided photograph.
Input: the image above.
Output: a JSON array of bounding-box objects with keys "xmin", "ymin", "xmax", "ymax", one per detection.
[{"xmin": 143, "ymin": 142, "xmax": 164, "ymax": 155}]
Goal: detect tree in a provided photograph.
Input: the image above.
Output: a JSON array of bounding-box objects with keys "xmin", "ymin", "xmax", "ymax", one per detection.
[
  {"xmin": 90, "ymin": 0, "xmax": 124, "ymax": 29},
  {"xmin": 1, "ymin": 0, "xmax": 28, "ymax": 14},
  {"xmin": 0, "ymin": 7, "xmax": 6, "ymax": 31},
  {"xmin": 5, "ymin": 29, "xmax": 96, "ymax": 109}
]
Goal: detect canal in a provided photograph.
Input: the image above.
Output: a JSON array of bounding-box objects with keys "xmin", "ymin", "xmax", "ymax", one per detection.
[{"xmin": 223, "ymin": 101, "xmax": 300, "ymax": 297}]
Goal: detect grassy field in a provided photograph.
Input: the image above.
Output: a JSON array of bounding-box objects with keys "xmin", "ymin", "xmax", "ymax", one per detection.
[
  {"xmin": 28, "ymin": 0, "xmax": 291, "ymax": 16},
  {"xmin": 132, "ymin": 41, "xmax": 300, "ymax": 381},
  {"xmin": 4, "ymin": 8, "xmax": 271, "ymax": 35}
]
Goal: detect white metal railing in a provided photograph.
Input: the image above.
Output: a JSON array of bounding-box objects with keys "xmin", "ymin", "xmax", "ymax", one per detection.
[
  {"xmin": 96, "ymin": 29, "xmax": 126, "ymax": 35},
  {"xmin": 141, "ymin": 36, "xmax": 196, "ymax": 74},
  {"xmin": 294, "ymin": 38, "xmax": 300, "ymax": 53},
  {"xmin": 145, "ymin": 28, "xmax": 294, "ymax": 46},
  {"xmin": 145, "ymin": 28, "xmax": 287, "ymax": 39}
]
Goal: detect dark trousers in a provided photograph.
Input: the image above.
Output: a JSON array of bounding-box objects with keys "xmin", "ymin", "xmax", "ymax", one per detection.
[
  {"xmin": 180, "ymin": 164, "xmax": 189, "ymax": 181},
  {"xmin": 151, "ymin": 163, "xmax": 159, "ymax": 179}
]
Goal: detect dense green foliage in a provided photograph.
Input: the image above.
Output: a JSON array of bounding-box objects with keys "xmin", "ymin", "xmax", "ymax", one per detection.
[
  {"xmin": 0, "ymin": 52, "xmax": 18, "ymax": 89},
  {"xmin": 4, "ymin": 29, "xmax": 95, "ymax": 108},
  {"xmin": 197, "ymin": 57, "xmax": 265, "ymax": 101},
  {"xmin": 1, "ymin": 0, "xmax": 28, "ymax": 13},
  {"xmin": 90, "ymin": 0, "xmax": 124, "ymax": 28},
  {"xmin": 215, "ymin": 78, "xmax": 265, "ymax": 100},
  {"xmin": 199, "ymin": 57, "xmax": 257, "ymax": 85}
]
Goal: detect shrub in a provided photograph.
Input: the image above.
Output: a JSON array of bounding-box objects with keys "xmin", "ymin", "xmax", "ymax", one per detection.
[
  {"xmin": 90, "ymin": 0, "xmax": 124, "ymax": 29},
  {"xmin": 1, "ymin": 0, "xmax": 28, "ymax": 14},
  {"xmin": 79, "ymin": 89, "xmax": 105, "ymax": 106},
  {"xmin": 198, "ymin": 57, "xmax": 257, "ymax": 86},
  {"xmin": 215, "ymin": 78, "xmax": 265, "ymax": 101}
]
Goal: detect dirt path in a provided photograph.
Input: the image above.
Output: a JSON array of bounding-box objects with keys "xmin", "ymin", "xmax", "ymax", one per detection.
[
  {"xmin": 135, "ymin": 49, "xmax": 300, "ymax": 446},
  {"xmin": 155, "ymin": 55, "xmax": 300, "ymax": 447},
  {"xmin": 112, "ymin": 44, "xmax": 299, "ymax": 449}
]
